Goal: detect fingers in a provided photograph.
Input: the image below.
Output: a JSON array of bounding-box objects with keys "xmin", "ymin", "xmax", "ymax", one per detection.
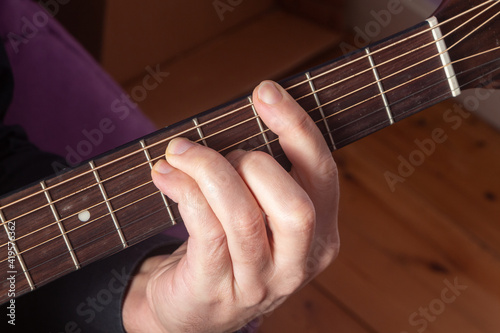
[
  {"xmin": 153, "ymin": 138, "xmax": 271, "ymax": 287},
  {"xmin": 252, "ymin": 81, "xmax": 337, "ymax": 188},
  {"xmin": 143, "ymin": 81, "xmax": 341, "ymax": 333},
  {"xmin": 151, "ymin": 80, "xmax": 339, "ymax": 294},
  {"xmin": 151, "ymin": 159, "xmax": 231, "ymax": 281},
  {"xmin": 226, "ymin": 149, "xmax": 315, "ymax": 277},
  {"xmin": 252, "ymin": 81, "xmax": 339, "ymax": 243}
]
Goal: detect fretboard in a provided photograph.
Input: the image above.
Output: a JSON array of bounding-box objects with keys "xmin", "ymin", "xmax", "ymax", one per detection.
[{"xmin": 0, "ymin": 17, "xmax": 464, "ymax": 304}]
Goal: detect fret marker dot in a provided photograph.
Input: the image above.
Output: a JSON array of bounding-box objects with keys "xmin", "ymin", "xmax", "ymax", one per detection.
[{"xmin": 78, "ymin": 211, "xmax": 91, "ymax": 222}]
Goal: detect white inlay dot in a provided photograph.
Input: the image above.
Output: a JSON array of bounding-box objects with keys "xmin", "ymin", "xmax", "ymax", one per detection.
[{"xmin": 78, "ymin": 210, "xmax": 91, "ymax": 222}]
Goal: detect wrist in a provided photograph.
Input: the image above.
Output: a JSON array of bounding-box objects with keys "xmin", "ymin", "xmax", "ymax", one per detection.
[{"xmin": 122, "ymin": 257, "xmax": 170, "ymax": 333}]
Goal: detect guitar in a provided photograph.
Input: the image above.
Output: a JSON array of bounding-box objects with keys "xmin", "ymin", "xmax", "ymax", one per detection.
[{"xmin": 1, "ymin": 0, "xmax": 499, "ymax": 304}]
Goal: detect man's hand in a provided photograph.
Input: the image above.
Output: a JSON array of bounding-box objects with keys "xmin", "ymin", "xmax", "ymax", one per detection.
[{"xmin": 122, "ymin": 81, "xmax": 340, "ymax": 333}]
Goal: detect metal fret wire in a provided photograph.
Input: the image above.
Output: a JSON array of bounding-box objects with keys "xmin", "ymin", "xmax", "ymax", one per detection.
[
  {"xmin": 0, "ymin": 9, "xmax": 498, "ymax": 256},
  {"xmin": 1, "ymin": 1, "xmax": 496, "ymax": 229},
  {"xmin": 1, "ymin": 50, "xmax": 498, "ymax": 267},
  {"xmin": 141, "ymin": 140, "xmax": 177, "ymax": 225},
  {"xmin": 0, "ymin": 0, "xmax": 495, "ymax": 220},
  {"xmin": 0, "ymin": 3, "xmax": 498, "ymax": 262},
  {"xmin": 1, "ymin": 62, "xmax": 498, "ymax": 278},
  {"xmin": 0, "ymin": 22, "xmax": 496, "ymax": 263},
  {"xmin": 0, "ymin": 53, "xmax": 467, "ymax": 253}
]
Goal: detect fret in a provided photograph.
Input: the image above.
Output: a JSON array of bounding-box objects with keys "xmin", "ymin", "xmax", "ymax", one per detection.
[
  {"xmin": 140, "ymin": 140, "xmax": 177, "ymax": 225},
  {"xmin": 247, "ymin": 96, "xmax": 274, "ymax": 157},
  {"xmin": 364, "ymin": 48, "xmax": 394, "ymax": 125},
  {"xmin": 305, "ymin": 72, "xmax": 337, "ymax": 149},
  {"xmin": 195, "ymin": 98, "xmax": 264, "ymax": 154},
  {"xmin": 144, "ymin": 119, "xmax": 202, "ymax": 159},
  {"xmin": 302, "ymin": 49, "xmax": 391, "ymax": 148},
  {"xmin": 369, "ymin": 21, "xmax": 453, "ymax": 122},
  {"xmin": 0, "ymin": 181, "xmax": 76, "ymax": 299},
  {"xmin": 192, "ymin": 118, "xmax": 208, "ymax": 147},
  {"xmin": 40, "ymin": 181, "xmax": 80, "ymax": 270},
  {"xmin": 43, "ymin": 163, "xmax": 123, "ymax": 266},
  {"xmin": 0, "ymin": 209, "xmax": 35, "ymax": 291},
  {"xmin": 89, "ymin": 161, "xmax": 128, "ymax": 248},
  {"xmin": 95, "ymin": 138, "xmax": 177, "ymax": 243},
  {"xmin": 426, "ymin": 16, "xmax": 461, "ymax": 97},
  {"xmin": 3, "ymin": 0, "xmax": 495, "ymax": 304}
]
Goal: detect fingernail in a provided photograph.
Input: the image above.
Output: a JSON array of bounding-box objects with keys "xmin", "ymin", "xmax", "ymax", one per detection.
[
  {"xmin": 153, "ymin": 160, "xmax": 174, "ymax": 174},
  {"xmin": 167, "ymin": 138, "xmax": 194, "ymax": 155},
  {"xmin": 258, "ymin": 81, "xmax": 283, "ymax": 105}
]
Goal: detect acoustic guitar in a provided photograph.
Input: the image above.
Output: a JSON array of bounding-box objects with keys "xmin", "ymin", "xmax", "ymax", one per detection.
[{"xmin": 1, "ymin": 0, "xmax": 499, "ymax": 304}]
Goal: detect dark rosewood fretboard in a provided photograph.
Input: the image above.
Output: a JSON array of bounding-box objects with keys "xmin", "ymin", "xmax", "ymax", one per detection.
[{"xmin": 1, "ymin": 0, "xmax": 499, "ymax": 304}]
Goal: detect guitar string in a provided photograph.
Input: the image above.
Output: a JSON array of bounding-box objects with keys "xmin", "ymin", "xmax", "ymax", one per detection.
[
  {"xmin": 292, "ymin": 0, "xmax": 499, "ymax": 102},
  {"xmin": 1, "ymin": 34, "xmax": 499, "ymax": 270},
  {"xmin": 0, "ymin": 11, "xmax": 496, "ymax": 260},
  {"xmin": 4, "ymin": 63, "xmax": 494, "ymax": 276},
  {"xmin": 4, "ymin": 199, "xmax": 187, "ymax": 285},
  {"xmin": 0, "ymin": 75, "xmax": 449, "ymax": 273},
  {"xmin": 2, "ymin": 7, "xmax": 496, "ymax": 300},
  {"xmin": 3, "ymin": 38, "xmax": 499, "ymax": 255},
  {"xmin": 304, "ymin": 43, "xmax": 500, "ymax": 122},
  {"xmin": 0, "ymin": 10, "xmax": 498, "ymax": 254},
  {"xmin": 11, "ymin": 47, "xmax": 500, "ymax": 260},
  {"xmin": 0, "ymin": 0, "xmax": 494, "ymax": 217},
  {"xmin": 0, "ymin": 4, "xmax": 496, "ymax": 237},
  {"xmin": 5, "ymin": 59, "xmax": 497, "ymax": 275},
  {"xmin": 1, "ymin": 47, "xmax": 498, "ymax": 265},
  {"xmin": 5, "ymin": 55, "xmax": 499, "ymax": 279},
  {"xmin": 263, "ymin": 55, "xmax": 500, "ymax": 151},
  {"xmin": 0, "ymin": 7, "xmax": 496, "ymax": 239},
  {"xmin": 4, "ymin": 66, "xmax": 492, "ymax": 279},
  {"xmin": 284, "ymin": 0, "xmax": 497, "ymax": 92},
  {"xmin": 2, "ymin": 1, "xmax": 498, "ymax": 232},
  {"xmin": 269, "ymin": 4, "xmax": 500, "ymax": 132}
]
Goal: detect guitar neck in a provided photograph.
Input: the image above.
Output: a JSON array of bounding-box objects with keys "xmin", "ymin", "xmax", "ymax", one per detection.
[{"xmin": 0, "ymin": 9, "xmax": 489, "ymax": 304}]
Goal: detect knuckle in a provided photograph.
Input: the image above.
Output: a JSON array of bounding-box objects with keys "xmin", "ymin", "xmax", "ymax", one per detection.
[
  {"xmin": 236, "ymin": 211, "xmax": 267, "ymax": 262},
  {"xmin": 194, "ymin": 152, "xmax": 222, "ymax": 176},
  {"xmin": 317, "ymin": 155, "xmax": 339, "ymax": 185},
  {"xmin": 236, "ymin": 209, "xmax": 264, "ymax": 237},
  {"xmin": 243, "ymin": 285, "xmax": 268, "ymax": 307},
  {"xmin": 285, "ymin": 109, "xmax": 311, "ymax": 136},
  {"xmin": 287, "ymin": 272, "xmax": 307, "ymax": 292},
  {"xmin": 180, "ymin": 183, "xmax": 208, "ymax": 212},
  {"xmin": 194, "ymin": 153, "xmax": 235, "ymax": 193},
  {"xmin": 313, "ymin": 247, "xmax": 339, "ymax": 274},
  {"xmin": 237, "ymin": 150, "xmax": 272, "ymax": 173},
  {"xmin": 273, "ymin": 275, "xmax": 303, "ymax": 299},
  {"xmin": 283, "ymin": 197, "xmax": 316, "ymax": 234},
  {"xmin": 318, "ymin": 155, "xmax": 338, "ymax": 180},
  {"xmin": 305, "ymin": 234, "xmax": 340, "ymax": 274},
  {"xmin": 200, "ymin": 234, "xmax": 230, "ymax": 273},
  {"xmin": 205, "ymin": 229, "xmax": 228, "ymax": 250}
]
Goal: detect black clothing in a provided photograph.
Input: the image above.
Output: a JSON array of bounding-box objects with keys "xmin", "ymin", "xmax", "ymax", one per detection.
[{"xmin": 0, "ymin": 39, "xmax": 182, "ymax": 333}]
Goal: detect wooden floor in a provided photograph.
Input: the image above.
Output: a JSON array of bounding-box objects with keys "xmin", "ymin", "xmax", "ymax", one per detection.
[
  {"xmin": 134, "ymin": 85, "xmax": 500, "ymax": 332},
  {"xmin": 258, "ymin": 100, "xmax": 500, "ymax": 332},
  {"xmin": 122, "ymin": 12, "xmax": 500, "ymax": 332}
]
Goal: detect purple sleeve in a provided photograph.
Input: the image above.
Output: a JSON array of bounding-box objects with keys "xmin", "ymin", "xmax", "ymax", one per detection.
[
  {"xmin": 0, "ymin": 0, "xmax": 157, "ymax": 161},
  {"xmin": 0, "ymin": 1, "xmax": 259, "ymax": 331}
]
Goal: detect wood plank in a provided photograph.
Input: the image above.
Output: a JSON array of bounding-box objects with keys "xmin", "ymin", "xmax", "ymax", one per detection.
[
  {"xmin": 310, "ymin": 101, "xmax": 500, "ymax": 333},
  {"xmin": 258, "ymin": 283, "xmax": 373, "ymax": 333},
  {"xmin": 125, "ymin": 9, "xmax": 342, "ymax": 127},
  {"xmin": 365, "ymin": 101, "xmax": 500, "ymax": 256},
  {"xmin": 102, "ymin": 0, "xmax": 275, "ymax": 83}
]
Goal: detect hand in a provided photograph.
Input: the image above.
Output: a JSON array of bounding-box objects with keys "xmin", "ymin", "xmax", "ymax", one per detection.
[{"xmin": 122, "ymin": 81, "xmax": 340, "ymax": 333}]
